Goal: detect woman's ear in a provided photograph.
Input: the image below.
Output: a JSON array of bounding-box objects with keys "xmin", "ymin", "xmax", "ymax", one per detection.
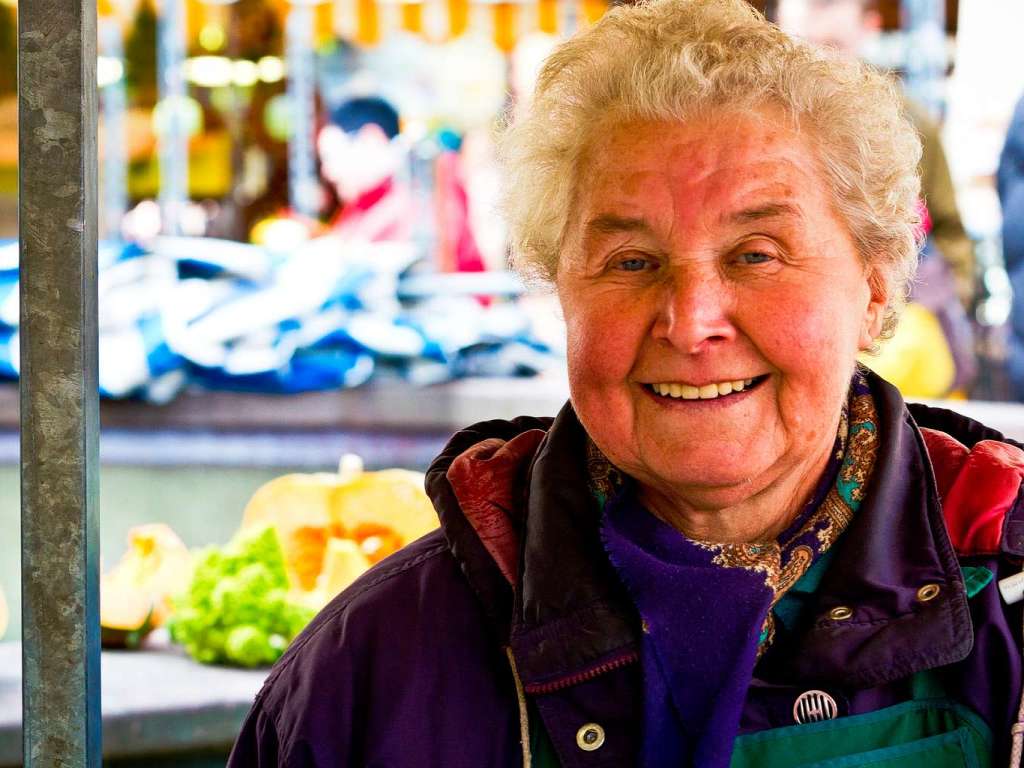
[{"xmin": 859, "ymin": 270, "xmax": 889, "ymax": 350}]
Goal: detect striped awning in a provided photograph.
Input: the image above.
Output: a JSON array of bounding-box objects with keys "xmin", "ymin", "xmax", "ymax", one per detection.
[
  {"xmin": 319, "ymin": 0, "xmax": 612, "ymax": 50},
  {"xmin": 82, "ymin": 0, "xmax": 615, "ymax": 52}
]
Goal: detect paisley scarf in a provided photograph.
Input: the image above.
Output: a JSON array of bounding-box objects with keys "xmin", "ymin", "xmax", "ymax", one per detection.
[{"xmin": 593, "ymin": 370, "xmax": 879, "ymax": 767}]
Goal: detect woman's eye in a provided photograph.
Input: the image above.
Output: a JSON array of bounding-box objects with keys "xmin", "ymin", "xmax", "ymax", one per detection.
[
  {"xmin": 616, "ymin": 256, "xmax": 650, "ymax": 272},
  {"xmin": 737, "ymin": 251, "xmax": 774, "ymax": 265}
]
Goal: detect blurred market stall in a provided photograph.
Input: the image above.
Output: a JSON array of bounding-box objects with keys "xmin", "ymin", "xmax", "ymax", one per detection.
[{"xmin": 0, "ymin": 235, "xmax": 554, "ymax": 401}]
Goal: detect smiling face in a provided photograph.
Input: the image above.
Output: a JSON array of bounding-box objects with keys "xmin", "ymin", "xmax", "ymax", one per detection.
[{"xmin": 557, "ymin": 109, "xmax": 886, "ymax": 524}]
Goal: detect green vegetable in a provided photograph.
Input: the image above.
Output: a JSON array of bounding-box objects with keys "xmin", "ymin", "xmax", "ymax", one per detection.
[{"xmin": 168, "ymin": 525, "xmax": 315, "ymax": 667}]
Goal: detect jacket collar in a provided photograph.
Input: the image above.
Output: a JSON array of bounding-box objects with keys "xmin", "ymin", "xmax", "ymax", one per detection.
[
  {"xmin": 509, "ymin": 404, "xmax": 638, "ymax": 691},
  {"xmin": 429, "ymin": 370, "xmax": 992, "ymax": 693},
  {"xmin": 426, "ymin": 414, "xmax": 554, "ymax": 642},
  {"xmin": 427, "ymin": 403, "xmax": 641, "ymax": 690},
  {"xmin": 759, "ymin": 372, "xmax": 973, "ymax": 687}
]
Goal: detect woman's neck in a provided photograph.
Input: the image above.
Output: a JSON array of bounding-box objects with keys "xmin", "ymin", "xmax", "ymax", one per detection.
[{"xmin": 638, "ymin": 432, "xmax": 838, "ymax": 544}]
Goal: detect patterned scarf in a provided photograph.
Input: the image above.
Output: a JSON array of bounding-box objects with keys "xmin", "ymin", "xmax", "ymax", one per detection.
[{"xmin": 593, "ymin": 370, "xmax": 878, "ymax": 767}]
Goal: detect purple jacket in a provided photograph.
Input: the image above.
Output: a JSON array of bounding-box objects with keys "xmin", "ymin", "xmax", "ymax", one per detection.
[{"xmin": 228, "ymin": 373, "xmax": 1024, "ymax": 767}]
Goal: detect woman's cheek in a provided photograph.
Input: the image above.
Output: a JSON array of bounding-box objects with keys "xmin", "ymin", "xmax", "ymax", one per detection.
[
  {"xmin": 762, "ymin": 295, "xmax": 843, "ymax": 358},
  {"xmin": 570, "ymin": 326, "xmax": 621, "ymax": 385},
  {"xmin": 569, "ymin": 299, "xmax": 632, "ymax": 370},
  {"xmin": 566, "ymin": 315, "xmax": 608, "ymax": 388}
]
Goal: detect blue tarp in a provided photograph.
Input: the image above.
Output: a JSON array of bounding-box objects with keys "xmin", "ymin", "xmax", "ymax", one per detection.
[{"xmin": 0, "ymin": 236, "xmax": 556, "ymax": 402}]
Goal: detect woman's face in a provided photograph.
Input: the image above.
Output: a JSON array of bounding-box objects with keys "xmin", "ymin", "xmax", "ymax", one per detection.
[{"xmin": 557, "ymin": 110, "xmax": 886, "ymax": 512}]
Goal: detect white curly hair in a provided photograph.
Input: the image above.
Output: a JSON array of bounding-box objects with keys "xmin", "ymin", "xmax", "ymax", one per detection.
[{"xmin": 497, "ymin": 0, "xmax": 923, "ymax": 338}]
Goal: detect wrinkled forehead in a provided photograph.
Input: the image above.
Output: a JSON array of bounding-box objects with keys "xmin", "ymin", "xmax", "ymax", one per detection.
[
  {"xmin": 564, "ymin": 112, "xmax": 844, "ymax": 255},
  {"xmin": 577, "ymin": 109, "xmax": 822, "ymax": 201}
]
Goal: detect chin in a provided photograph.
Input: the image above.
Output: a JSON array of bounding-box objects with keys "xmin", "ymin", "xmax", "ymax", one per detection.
[
  {"xmin": 657, "ymin": 465, "xmax": 756, "ymax": 494},
  {"xmin": 634, "ymin": 446, "xmax": 769, "ymax": 496}
]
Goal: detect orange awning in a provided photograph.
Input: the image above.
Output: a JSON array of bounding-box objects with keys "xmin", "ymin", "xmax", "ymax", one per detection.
[{"xmin": 338, "ymin": 0, "xmax": 610, "ymax": 49}]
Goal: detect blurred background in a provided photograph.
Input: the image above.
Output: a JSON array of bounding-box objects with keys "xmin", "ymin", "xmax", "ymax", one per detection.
[{"xmin": 2, "ymin": 0, "xmax": 1024, "ymax": 764}]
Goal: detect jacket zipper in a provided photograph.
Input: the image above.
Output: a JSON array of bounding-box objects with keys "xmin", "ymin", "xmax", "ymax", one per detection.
[{"xmin": 522, "ymin": 650, "xmax": 639, "ymax": 695}]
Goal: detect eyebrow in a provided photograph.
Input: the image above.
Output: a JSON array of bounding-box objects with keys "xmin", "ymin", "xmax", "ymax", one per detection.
[
  {"xmin": 581, "ymin": 214, "xmax": 653, "ymax": 241},
  {"xmin": 725, "ymin": 202, "xmax": 803, "ymax": 225},
  {"xmin": 580, "ymin": 203, "xmax": 802, "ymax": 244}
]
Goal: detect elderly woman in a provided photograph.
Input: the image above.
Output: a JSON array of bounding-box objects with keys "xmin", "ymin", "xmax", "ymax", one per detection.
[{"xmin": 229, "ymin": 1, "xmax": 1024, "ymax": 766}]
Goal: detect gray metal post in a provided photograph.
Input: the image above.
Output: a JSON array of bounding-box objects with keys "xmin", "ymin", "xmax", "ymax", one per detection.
[{"xmin": 18, "ymin": 0, "xmax": 101, "ymax": 759}]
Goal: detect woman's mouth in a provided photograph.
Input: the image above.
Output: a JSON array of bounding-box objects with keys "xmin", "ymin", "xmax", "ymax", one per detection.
[{"xmin": 644, "ymin": 374, "xmax": 769, "ymax": 401}]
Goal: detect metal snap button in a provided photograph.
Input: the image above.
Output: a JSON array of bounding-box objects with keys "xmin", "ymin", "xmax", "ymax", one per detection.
[
  {"xmin": 828, "ymin": 605, "xmax": 853, "ymax": 621},
  {"xmin": 917, "ymin": 583, "xmax": 941, "ymax": 602},
  {"xmin": 793, "ymin": 690, "xmax": 839, "ymax": 724},
  {"xmin": 576, "ymin": 723, "xmax": 606, "ymax": 752}
]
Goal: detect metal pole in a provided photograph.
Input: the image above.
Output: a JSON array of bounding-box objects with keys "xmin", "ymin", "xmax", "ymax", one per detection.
[{"xmin": 18, "ymin": 0, "xmax": 101, "ymax": 759}]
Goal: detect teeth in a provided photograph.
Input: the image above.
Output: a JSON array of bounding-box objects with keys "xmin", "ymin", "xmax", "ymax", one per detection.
[{"xmin": 650, "ymin": 377, "xmax": 758, "ymax": 400}]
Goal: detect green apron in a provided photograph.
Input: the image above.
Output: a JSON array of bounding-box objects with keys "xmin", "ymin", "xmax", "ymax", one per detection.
[{"xmin": 525, "ymin": 567, "xmax": 995, "ymax": 768}]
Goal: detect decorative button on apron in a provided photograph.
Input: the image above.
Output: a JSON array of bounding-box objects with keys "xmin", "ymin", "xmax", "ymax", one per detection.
[
  {"xmin": 793, "ymin": 690, "xmax": 838, "ymax": 724},
  {"xmin": 576, "ymin": 723, "xmax": 606, "ymax": 751}
]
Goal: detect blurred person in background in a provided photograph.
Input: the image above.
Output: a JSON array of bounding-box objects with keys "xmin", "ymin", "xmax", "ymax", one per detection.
[
  {"xmin": 317, "ymin": 95, "xmax": 414, "ymax": 243},
  {"xmin": 775, "ymin": 0, "xmax": 977, "ymax": 399},
  {"xmin": 997, "ymin": 93, "xmax": 1024, "ymax": 400},
  {"xmin": 257, "ymin": 94, "xmax": 486, "ymax": 274},
  {"xmin": 318, "ymin": 95, "xmax": 485, "ymax": 272},
  {"xmin": 318, "ymin": 96, "xmax": 486, "ymax": 273},
  {"xmin": 250, "ymin": 95, "xmax": 413, "ymax": 245}
]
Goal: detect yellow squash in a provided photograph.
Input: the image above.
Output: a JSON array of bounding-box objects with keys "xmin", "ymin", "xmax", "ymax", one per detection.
[
  {"xmin": 100, "ymin": 523, "xmax": 194, "ymax": 648},
  {"xmin": 241, "ymin": 455, "xmax": 438, "ymax": 604}
]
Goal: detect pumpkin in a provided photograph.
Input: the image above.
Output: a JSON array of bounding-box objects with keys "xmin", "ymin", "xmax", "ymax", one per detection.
[
  {"xmin": 100, "ymin": 576, "xmax": 155, "ymax": 649},
  {"xmin": 300, "ymin": 538, "xmax": 373, "ymax": 610},
  {"xmin": 100, "ymin": 523, "xmax": 194, "ymax": 648},
  {"xmin": 240, "ymin": 454, "xmax": 438, "ymax": 604}
]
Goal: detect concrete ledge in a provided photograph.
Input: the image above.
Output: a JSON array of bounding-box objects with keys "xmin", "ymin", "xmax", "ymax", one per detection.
[
  {"xmin": 0, "ymin": 376, "xmax": 572, "ymax": 433},
  {"xmin": 0, "ymin": 639, "xmax": 266, "ymax": 765}
]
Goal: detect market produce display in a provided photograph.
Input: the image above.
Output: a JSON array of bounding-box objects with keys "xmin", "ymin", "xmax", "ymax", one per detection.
[
  {"xmin": 91, "ymin": 455, "xmax": 436, "ymax": 667},
  {"xmin": 168, "ymin": 524, "xmax": 315, "ymax": 667},
  {"xmin": 241, "ymin": 454, "xmax": 438, "ymax": 610},
  {"xmin": 100, "ymin": 524, "xmax": 194, "ymax": 649}
]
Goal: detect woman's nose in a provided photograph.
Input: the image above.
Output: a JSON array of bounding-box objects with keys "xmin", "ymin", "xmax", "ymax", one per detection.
[{"xmin": 651, "ymin": 273, "xmax": 736, "ymax": 354}]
